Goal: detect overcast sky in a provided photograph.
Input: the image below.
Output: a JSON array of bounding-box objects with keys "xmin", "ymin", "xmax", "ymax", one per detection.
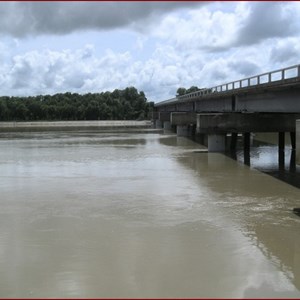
[{"xmin": 0, "ymin": 1, "xmax": 300, "ymax": 102}]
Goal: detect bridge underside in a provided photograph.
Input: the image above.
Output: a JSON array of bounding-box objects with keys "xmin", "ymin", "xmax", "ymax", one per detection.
[
  {"xmin": 196, "ymin": 112, "xmax": 300, "ymax": 134},
  {"xmin": 154, "ymin": 111, "xmax": 298, "ymax": 153},
  {"xmin": 154, "ymin": 65, "xmax": 300, "ymax": 159}
]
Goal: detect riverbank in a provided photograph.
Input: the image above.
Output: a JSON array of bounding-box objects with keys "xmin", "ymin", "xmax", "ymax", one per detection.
[{"xmin": 0, "ymin": 120, "xmax": 154, "ymax": 132}]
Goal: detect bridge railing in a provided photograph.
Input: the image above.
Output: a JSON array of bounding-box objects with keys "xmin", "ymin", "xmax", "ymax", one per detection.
[{"xmin": 177, "ymin": 64, "xmax": 300, "ymax": 101}]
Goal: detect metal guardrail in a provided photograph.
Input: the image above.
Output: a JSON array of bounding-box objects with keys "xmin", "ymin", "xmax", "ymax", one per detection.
[{"xmin": 157, "ymin": 64, "xmax": 300, "ymax": 105}]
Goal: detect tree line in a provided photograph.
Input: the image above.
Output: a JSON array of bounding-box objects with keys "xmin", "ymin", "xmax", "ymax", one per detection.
[
  {"xmin": 0, "ymin": 87, "xmax": 154, "ymax": 121},
  {"xmin": 176, "ymin": 86, "xmax": 203, "ymax": 96}
]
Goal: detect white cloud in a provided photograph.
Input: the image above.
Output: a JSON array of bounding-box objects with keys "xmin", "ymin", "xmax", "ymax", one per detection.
[
  {"xmin": 0, "ymin": 2, "xmax": 203, "ymax": 37},
  {"xmin": 236, "ymin": 2, "xmax": 300, "ymax": 46},
  {"xmin": 152, "ymin": 3, "xmax": 246, "ymax": 52},
  {"xmin": 270, "ymin": 38, "xmax": 300, "ymax": 65},
  {"xmin": 0, "ymin": 2, "xmax": 300, "ymax": 102}
]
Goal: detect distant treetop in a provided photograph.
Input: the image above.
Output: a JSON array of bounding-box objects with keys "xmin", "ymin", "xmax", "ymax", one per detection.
[{"xmin": 176, "ymin": 86, "xmax": 204, "ymax": 97}]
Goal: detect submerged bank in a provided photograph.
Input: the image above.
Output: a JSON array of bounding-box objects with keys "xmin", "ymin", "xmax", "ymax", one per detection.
[{"xmin": 0, "ymin": 120, "xmax": 154, "ymax": 132}]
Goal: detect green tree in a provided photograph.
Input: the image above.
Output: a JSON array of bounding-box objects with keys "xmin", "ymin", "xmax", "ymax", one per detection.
[
  {"xmin": 177, "ymin": 86, "xmax": 202, "ymax": 96},
  {"xmin": 186, "ymin": 86, "xmax": 200, "ymax": 93},
  {"xmin": 176, "ymin": 87, "xmax": 187, "ymax": 96},
  {"xmin": 0, "ymin": 87, "xmax": 152, "ymax": 121}
]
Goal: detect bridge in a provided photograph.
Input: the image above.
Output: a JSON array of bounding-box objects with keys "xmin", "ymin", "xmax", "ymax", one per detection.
[{"xmin": 153, "ymin": 64, "xmax": 300, "ymax": 160}]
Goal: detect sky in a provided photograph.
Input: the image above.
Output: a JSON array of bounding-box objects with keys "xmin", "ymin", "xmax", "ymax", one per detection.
[{"xmin": 0, "ymin": 1, "xmax": 300, "ymax": 102}]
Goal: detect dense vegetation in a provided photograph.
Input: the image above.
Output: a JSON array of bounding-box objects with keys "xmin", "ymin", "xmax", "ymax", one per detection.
[
  {"xmin": 0, "ymin": 87, "xmax": 154, "ymax": 121},
  {"xmin": 176, "ymin": 86, "xmax": 202, "ymax": 96}
]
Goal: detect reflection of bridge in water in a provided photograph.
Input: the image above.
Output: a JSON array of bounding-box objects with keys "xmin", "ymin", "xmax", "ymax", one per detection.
[
  {"xmin": 154, "ymin": 64, "xmax": 300, "ymax": 294},
  {"xmin": 160, "ymin": 135, "xmax": 300, "ymax": 293},
  {"xmin": 153, "ymin": 64, "xmax": 300, "ymax": 162}
]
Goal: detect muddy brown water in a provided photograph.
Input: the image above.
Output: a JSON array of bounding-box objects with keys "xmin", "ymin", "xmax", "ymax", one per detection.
[{"xmin": 0, "ymin": 130, "xmax": 300, "ymax": 298}]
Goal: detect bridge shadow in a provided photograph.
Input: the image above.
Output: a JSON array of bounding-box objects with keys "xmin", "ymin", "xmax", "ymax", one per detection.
[
  {"xmin": 226, "ymin": 143, "xmax": 300, "ymax": 190},
  {"xmin": 159, "ymin": 132, "xmax": 300, "ymax": 190},
  {"xmin": 167, "ymin": 139, "xmax": 300, "ymax": 294},
  {"xmin": 182, "ymin": 132, "xmax": 300, "ymax": 190}
]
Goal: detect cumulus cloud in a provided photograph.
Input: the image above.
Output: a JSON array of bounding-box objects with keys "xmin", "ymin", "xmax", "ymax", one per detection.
[
  {"xmin": 2, "ymin": 46, "xmax": 95, "ymax": 94},
  {"xmin": 236, "ymin": 2, "xmax": 300, "ymax": 46},
  {"xmin": 153, "ymin": 5, "xmax": 242, "ymax": 52},
  {"xmin": 0, "ymin": 2, "xmax": 300, "ymax": 102},
  {"xmin": 270, "ymin": 38, "xmax": 300, "ymax": 65},
  {"xmin": 0, "ymin": 39, "xmax": 293, "ymax": 101},
  {"xmin": 0, "ymin": 2, "xmax": 203, "ymax": 37},
  {"xmin": 228, "ymin": 60, "xmax": 259, "ymax": 77}
]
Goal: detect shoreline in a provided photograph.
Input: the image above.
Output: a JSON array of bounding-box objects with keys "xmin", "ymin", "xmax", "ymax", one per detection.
[{"xmin": 0, "ymin": 120, "xmax": 154, "ymax": 132}]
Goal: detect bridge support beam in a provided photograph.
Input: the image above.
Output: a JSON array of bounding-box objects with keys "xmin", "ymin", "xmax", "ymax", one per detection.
[
  {"xmin": 171, "ymin": 112, "xmax": 197, "ymax": 126},
  {"xmin": 176, "ymin": 125, "xmax": 195, "ymax": 137},
  {"xmin": 278, "ymin": 132, "xmax": 285, "ymax": 151},
  {"xmin": 243, "ymin": 132, "xmax": 251, "ymax": 152},
  {"xmin": 177, "ymin": 125, "xmax": 189, "ymax": 136},
  {"xmin": 197, "ymin": 113, "xmax": 299, "ymax": 134},
  {"xmin": 155, "ymin": 119, "xmax": 163, "ymax": 129},
  {"xmin": 230, "ymin": 133, "xmax": 238, "ymax": 150},
  {"xmin": 296, "ymin": 120, "xmax": 300, "ymax": 164},
  {"xmin": 207, "ymin": 134, "xmax": 226, "ymax": 152},
  {"xmin": 278, "ymin": 132, "xmax": 285, "ymax": 169},
  {"xmin": 290, "ymin": 132, "xmax": 296, "ymax": 149},
  {"xmin": 163, "ymin": 121, "xmax": 172, "ymax": 130},
  {"xmin": 197, "ymin": 112, "xmax": 300, "ymax": 153},
  {"xmin": 170, "ymin": 112, "xmax": 197, "ymax": 137},
  {"xmin": 159, "ymin": 112, "xmax": 171, "ymax": 122}
]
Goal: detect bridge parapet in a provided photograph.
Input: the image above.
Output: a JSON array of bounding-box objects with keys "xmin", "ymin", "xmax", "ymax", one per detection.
[
  {"xmin": 155, "ymin": 64, "xmax": 300, "ymax": 108},
  {"xmin": 177, "ymin": 64, "xmax": 300, "ymax": 101}
]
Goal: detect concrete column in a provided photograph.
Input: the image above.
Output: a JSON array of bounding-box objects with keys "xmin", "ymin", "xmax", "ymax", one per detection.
[
  {"xmin": 290, "ymin": 132, "xmax": 296, "ymax": 149},
  {"xmin": 163, "ymin": 121, "xmax": 172, "ymax": 130},
  {"xmin": 296, "ymin": 120, "xmax": 300, "ymax": 165},
  {"xmin": 155, "ymin": 119, "xmax": 163, "ymax": 129},
  {"xmin": 207, "ymin": 134, "xmax": 226, "ymax": 152},
  {"xmin": 176, "ymin": 125, "xmax": 190, "ymax": 136},
  {"xmin": 243, "ymin": 132, "xmax": 251, "ymax": 152},
  {"xmin": 278, "ymin": 132, "xmax": 285, "ymax": 169},
  {"xmin": 230, "ymin": 132, "xmax": 238, "ymax": 150},
  {"xmin": 152, "ymin": 111, "xmax": 159, "ymax": 120},
  {"xmin": 278, "ymin": 132, "xmax": 285, "ymax": 151},
  {"xmin": 290, "ymin": 150, "xmax": 296, "ymax": 172},
  {"xmin": 195, "ymin": 133, "xmax": 207, "ymax": 147},
  {"xmin": 243, "ymin": 132, "xmax": 251, "ymax": 165},
  {"xmin": 244, "ymin": 151, "xmax": 250, "ymax": 166}
]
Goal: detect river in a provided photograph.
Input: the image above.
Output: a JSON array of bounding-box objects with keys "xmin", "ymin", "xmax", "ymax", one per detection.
[{"xmin": 0, "ymin": 130, "xmax": 300, "ymax": 298}]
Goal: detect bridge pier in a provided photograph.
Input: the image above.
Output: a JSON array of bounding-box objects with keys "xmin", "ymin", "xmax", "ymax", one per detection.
[
  {"xmin": 154, "ymin": 64, "xmax": 300, "ymax": 164},
  {"xmin": 243, "ymin": 132, "xmax": 251, "ymax": 153},
  {"xmin": 197, "ymin": 113, "xmax": 300, "ymax": 153},
  {"xmin": 278, "ymin": 132, "xmax": 285, "ymax": 151},
  {"xmin": 278, "ymin": 132, "xmax": 285, "ymax": 169},
  {"xmin": 170, "ymin": 112, "xmax": 197, "ymax": 137},
  {"xmin": 176, "ymin": 124, "xmax": 195, "ymax": 137},
  {"xmin": 230, "ymin": 133, "xmax": 238, "ymax": 150},
  {"xmin": 154, "ymin": 119, "xmax": 163, "ymax": 129},
  {"xmin": 163, "ymin": 121, "xmax": 172, "ymax": 130},
  {"xmin": 207, "ymin": 134, "xmax": 226, "ymax": 152},
  {"xmin": 177, "ymin": 125, "xmax": 189, "ymax": 136},
  {"xmin": 296, "ymin": 120, "xmax": 300, "ymax": 164},
  {"xmin": 290, "ymin": 132, "xmax": 296, "ymax": 149}
]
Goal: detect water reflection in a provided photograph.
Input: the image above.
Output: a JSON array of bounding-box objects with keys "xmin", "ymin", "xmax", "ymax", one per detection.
[
  {"xmin": 176, "ymin": 150, "xmax": 300, "ymax": 296},
  {"xmin": 228, "ymin": 144, "xmax": 300, "ymax": 189}
]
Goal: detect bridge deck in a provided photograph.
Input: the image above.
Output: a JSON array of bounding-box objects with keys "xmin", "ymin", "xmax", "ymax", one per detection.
[{"xmin": 155, "ymin": 64, "xmax": 300, "ymax": 107}]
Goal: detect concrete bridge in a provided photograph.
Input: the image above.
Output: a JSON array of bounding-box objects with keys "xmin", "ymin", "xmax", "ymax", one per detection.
[{"xmin": 153, "ymin": 64, "xmax": 300, "ymax": 158}]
